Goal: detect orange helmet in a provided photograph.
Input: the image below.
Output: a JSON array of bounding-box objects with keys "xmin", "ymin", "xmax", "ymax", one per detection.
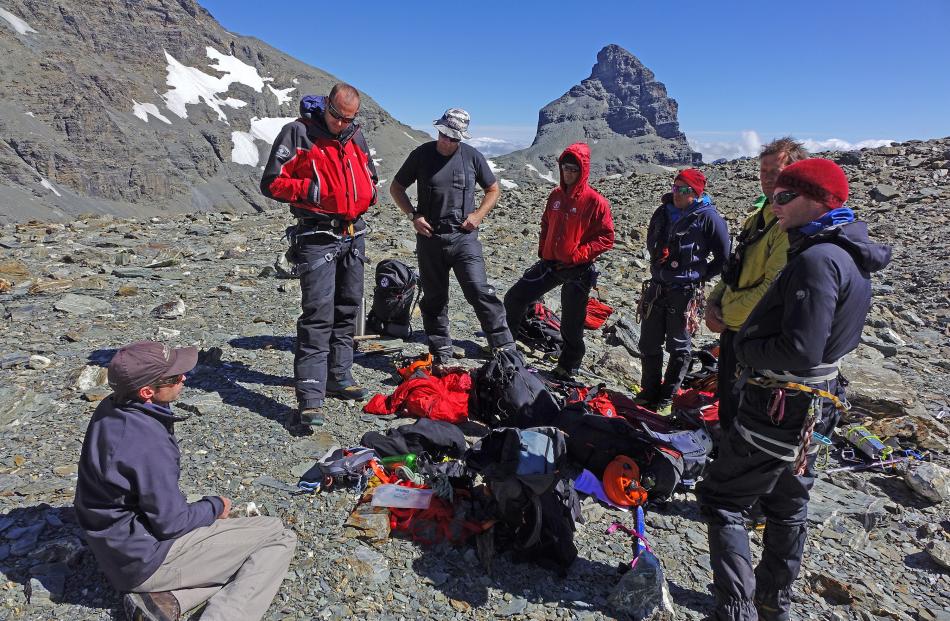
[{"xmin": 603, "ymin": 455, "xmax": 648, "ymax": 507}]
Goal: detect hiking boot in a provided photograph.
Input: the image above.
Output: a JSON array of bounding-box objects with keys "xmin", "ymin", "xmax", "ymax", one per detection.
[
  {"xmin": 326, "ymin": 385, "xmax": 368, "ymax": 401},
  {"xmin": 298, "ymin": 407, "xmax": 325, "ymax": 427},
  {"xmin": 551, "ymin": 365, "xmax": 575, "ymax": 380},
  {"xmin": 754, "ymin": 598, "xmax": 790, "ymax": 621},
  {"xmin": 123, "ymin": 591, "xmax": 180, "ymax": 621},
  {"xmin": 654, "ymin": 400, "xmax": 673, "ymax": 416}
]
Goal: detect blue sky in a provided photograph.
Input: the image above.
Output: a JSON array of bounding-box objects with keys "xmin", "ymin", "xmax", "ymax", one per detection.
[{"xmin": 198, "ymin": 0, "xmax": 950, "ymax": 160}]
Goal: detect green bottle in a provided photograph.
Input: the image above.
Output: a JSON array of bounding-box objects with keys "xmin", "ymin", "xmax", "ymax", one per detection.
[{"xmin": 380, "ymin": 453, "xmax": 417, "ymax": 471}]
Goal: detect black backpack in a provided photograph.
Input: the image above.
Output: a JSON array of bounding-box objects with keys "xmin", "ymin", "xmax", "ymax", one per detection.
[
  {"xmin": 366, "ymin": 259, "xmax": 419, "ymax": 339},
  {"xmin": 466, "ymin": 426, "xmax": 580, "ymax": 573},
  {"xmin": 515, "ymin": 301, "xmax": 563, "ymax": 354},
  {"xmin": 470, "ymin": 349, "xmax": 561, "ymax": 429},
  {"xmin": 553, "ymin": 404, "xmax": 686, "ymax": 502}
]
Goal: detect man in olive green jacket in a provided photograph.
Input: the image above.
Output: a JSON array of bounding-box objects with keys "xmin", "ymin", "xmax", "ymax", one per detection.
[{"xmin": 706, "ymin": 138, "xmax": 808, "ymax": 430}]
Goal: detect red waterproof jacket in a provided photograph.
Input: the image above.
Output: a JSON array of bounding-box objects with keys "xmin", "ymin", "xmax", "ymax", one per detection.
[
  {"xmin": 363, "ymin": 370, "xmax": 472, "ymax": 424},
  {"xmin": 538, "ymin": 143, "xmax": 615, "ymax": 265},
  {"xmin": 260, "ymin": 96, "xmax": 377, "ymax": 221}
]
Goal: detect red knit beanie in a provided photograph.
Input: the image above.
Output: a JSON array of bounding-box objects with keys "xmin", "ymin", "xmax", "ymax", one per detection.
[
  {"xmin": 775, "ymin": 158, "xmax": 849, "ymax": 209},
  {"xmin": 675, "ymin": 168, "xmax": 706, "ymax": 196}
]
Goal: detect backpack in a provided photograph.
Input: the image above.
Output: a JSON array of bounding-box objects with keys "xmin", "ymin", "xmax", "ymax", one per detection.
[
  {"xmin": 466, "ymin": 426, "xmax": 580, "ymax": 573},
  {"xmin": 553, "ymin": 404, "xmax": 686, "ymax": 502},
  {"xmin": 366, "ymin": 259, "xmax": 419, "ymax": 339},
  {"xmin": 470, "ymin": 348, "xmax": 560, "ymax": 429},
  {"xmin": 297, "ymin": 447, "xmax": 377, "ymax": 493},
  {"xmin": 516, "ymin": 301, "xmax": 563, "ymax": 354}
]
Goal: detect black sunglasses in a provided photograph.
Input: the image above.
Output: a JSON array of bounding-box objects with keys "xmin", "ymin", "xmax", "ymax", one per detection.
[
  {"xmin": 326, "ymin": 99, "xmax": 357, "ymax": 124},
  {"xmin": 773, "ymin": 190, "xmax": 799, "ymax": 206},
  {"xmin": 560, "ymin": 163, "xmax": 580, "ymax": 173},
  {"xmin": 153, "ymin": 373, "xmax": 185, "ymax": 388}
]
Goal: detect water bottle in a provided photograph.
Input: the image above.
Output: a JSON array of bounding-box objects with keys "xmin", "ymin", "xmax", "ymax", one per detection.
[{"xmin": 380, "ymin": 453, "xmax": 418, "ymax": 472}]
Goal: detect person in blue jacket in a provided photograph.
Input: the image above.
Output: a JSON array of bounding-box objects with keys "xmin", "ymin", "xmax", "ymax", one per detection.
[
  {"xmin": 75, "ymin": 341, "xmax": 297, "ymax": 621},
  {"xmin": 638, "ymin": 168, "xmax": 730, "ymax": 414},
  {"xmin": 696, "ymin": 159, "xmax": 891, "ymax": 621}
]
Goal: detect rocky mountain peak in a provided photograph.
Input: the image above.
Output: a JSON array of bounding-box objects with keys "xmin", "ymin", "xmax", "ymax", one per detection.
[{"xmin": 494, "ymin": 44, "xmax": 699, "ymax": 187}]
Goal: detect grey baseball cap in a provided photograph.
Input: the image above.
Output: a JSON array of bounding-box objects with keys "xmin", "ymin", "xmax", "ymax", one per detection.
[
  {"xmin": 433, "ymin": 108, "xmax": 471, "ymax": 140},
  {"xmin": 108, "ymin": 340, "xmax": 197, "ymax": 398}
]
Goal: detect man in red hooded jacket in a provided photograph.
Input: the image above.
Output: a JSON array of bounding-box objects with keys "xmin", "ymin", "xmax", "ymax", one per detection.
[{"xmin": 504, "ymin": 143, "xmax": 615, "ymax": 378}]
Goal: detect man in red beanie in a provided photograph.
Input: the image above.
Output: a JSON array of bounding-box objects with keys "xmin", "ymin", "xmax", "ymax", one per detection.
[
  {"xmin": 697, "ymin": 159, "xmax": 891, "ymax": 621},
  {"xmin": 75, "ymin": 341, "xmax": 297, "ymax": 621},
  {"xmin": 504, "ymin": 142, "xmax": 615, "ymax": 378},
  {"xmin": 638, "ymin": 168, "xmax": 729, "ymax": 414}
]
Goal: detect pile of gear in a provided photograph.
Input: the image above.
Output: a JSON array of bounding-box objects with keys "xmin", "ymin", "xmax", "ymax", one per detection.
[{"xmin": 295, "ymin": 347, "xmax": 721, "ymax": 576}]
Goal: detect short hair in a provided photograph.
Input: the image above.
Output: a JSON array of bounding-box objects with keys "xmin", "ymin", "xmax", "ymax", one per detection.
[
  {"xmin": 760, "ymin": 137, "xmax": 808, "ymax": 164},
  {"xmin": 328, "ymin": 83, "xmax": 360, "ymax": 105}
]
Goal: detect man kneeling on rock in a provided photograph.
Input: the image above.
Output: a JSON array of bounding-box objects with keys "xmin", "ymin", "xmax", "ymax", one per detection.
[
  {"xmin": 75, "ymin": 341, "xmax": 297, "ymax": 621},
  {"xmin": 696, "ymin": 160, "xmax": 891, "ymax": 621}
]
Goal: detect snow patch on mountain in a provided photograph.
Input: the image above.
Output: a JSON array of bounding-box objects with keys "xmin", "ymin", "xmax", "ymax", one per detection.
[
  {"xmin": 0, "ymin": 8, "xmax": 37, "ymax": 35},
  {"xmin": 267, "ymin": 84, "xmax": 295, "ymax": 106},
  {"xmin": 132, "ymin": 101, "xmax": 172, "ymax": 124}
]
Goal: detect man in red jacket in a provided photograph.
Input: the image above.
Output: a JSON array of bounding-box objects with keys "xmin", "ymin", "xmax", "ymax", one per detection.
[
  {"xmin": 261, "ymin": 83, "xmax": 378, "ymax": 429},
  {"xmin": 503, "ymin": 143, "xmax": 615, "ymax": 378}
]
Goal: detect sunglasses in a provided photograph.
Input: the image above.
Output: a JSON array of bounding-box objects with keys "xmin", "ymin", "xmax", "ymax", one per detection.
[
  {"xmin": 672, "ymin": 184, "xmax": 694, "ymax": 195},
  {"xmin": 773, "ymin": 190, "xmax": 799, "ymax": 206},
  {"xmin": 560, "ymin": 163, "xmax": 580, "ymax": 173},
  {"xmin": 326, "ymin": 99, "xmax": 357, "ymax": 124},
  {"xmin": 153, "ymin": 373, "xmax": 185, "ymax": 388},
  {"xmin": 439, "ymin": 133, "xmax": 461, "ymax": 143}
]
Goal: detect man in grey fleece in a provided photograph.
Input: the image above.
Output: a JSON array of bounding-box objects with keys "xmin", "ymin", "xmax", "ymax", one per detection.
[{"xmin": 74, "ymin": 341, "xmax": 297, "ymax": 621}]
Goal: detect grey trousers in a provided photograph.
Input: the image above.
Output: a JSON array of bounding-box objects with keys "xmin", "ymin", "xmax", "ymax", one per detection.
[{"xmin": 132, "ymin": 516, "xmax": 297, "ymax": 621}]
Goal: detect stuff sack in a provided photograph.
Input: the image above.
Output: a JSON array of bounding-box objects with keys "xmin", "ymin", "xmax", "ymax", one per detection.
[
  {"xmin": 366, "ymin": 259, "xmax": 418, "ymax": 339},
  {"xmin": 470, "ymin": 348, "xmax": 560, "ymax": 429},
  {"xmin": 466, "ymin": 426, "xmax": 579, "ymax": 572},
  {"xmin": 584, "ymin": 297, "xmax": 614, "ymax": 330},
  {"xmin": 360, "ymin": 418, "xmax": 467, "ymax": 460},
  {"xmin": 516, "ymin": 301, "xmax": 563, "ymax": 354}
]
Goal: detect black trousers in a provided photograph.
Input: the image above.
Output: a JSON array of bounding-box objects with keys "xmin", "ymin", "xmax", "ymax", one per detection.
[
  {"xmin": 294, "ymin": 231, "xmax": 364, "ymax": 409},
  {"xmin": 416, "ymin": 231, "xmax": 513, "ymax": 359},
  {"xmin": 503, "ymin": 260, "xmax": 596, "ymax": 372},
  {"xmin": 638, "ymin": 285, "xmax": 693, "ymax": 402},
  {"xmin": 696, "ymin": 379, "xmax": 842, "ymax": 621},
  {"xmin": 717, "ymin": 329, "xmax": 739, "ymax": 431}
]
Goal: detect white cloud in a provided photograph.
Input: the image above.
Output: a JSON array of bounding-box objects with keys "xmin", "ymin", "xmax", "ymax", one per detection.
[
  {"xmin": 800, "ymin": 138, "xmax": 894, "ymax": 152},
  {"xmin": 0, "ymin": 8, "xmax": 37, "ymax": 35},
  {"xmin": 690, "ymin": 130, "xmax": 895, "ymax": 162},
  {"xmin": 466, "ymin": 136, "xmax": 528, "ymax": 157}
]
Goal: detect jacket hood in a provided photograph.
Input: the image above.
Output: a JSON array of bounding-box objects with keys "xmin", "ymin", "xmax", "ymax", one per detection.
[
  {"xmin": 558, "ymin": 142, "xmax": 591, "ymax": 197},
  {"xmin": 794, "ymin": 220, "xmax": 892, "ymax": 273},
  {"xmin": 299, "ymin": 95, "xmax": 360, "ymax": 143}
]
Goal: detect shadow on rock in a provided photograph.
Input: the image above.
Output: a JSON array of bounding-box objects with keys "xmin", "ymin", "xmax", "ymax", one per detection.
[
  {"xmin": 0, "ymin": 504, "xmax": 121, "ymax": 617},
  {"xmin": 411, "ymin": 548, "xmax": 625, "ymax": 618},
  {"xmin": 186, "ymin": 358, "xmax": 295, "ymax": 427},
  {"xmin": 228, "ymin": 335, "xmax": 295, "ymax": 352}
]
